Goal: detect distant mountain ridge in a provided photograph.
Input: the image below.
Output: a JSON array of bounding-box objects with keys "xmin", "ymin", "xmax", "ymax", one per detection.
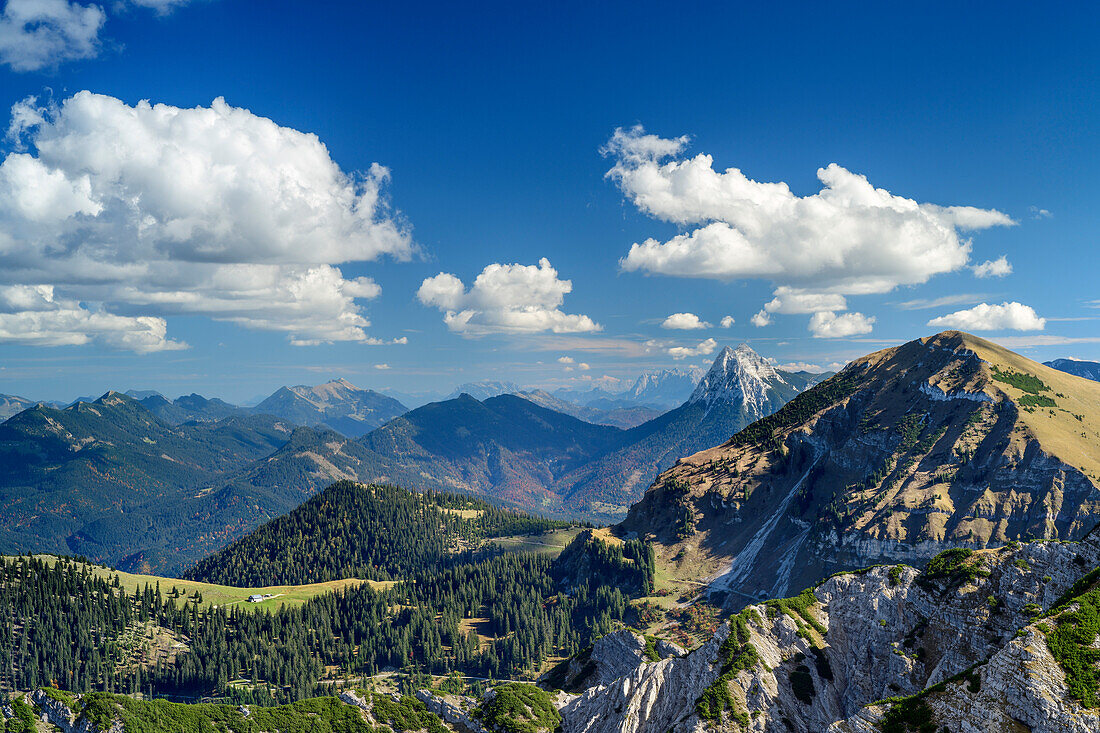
[
  {"xmin": 136, "ymin": 393, "xmax": 249, "ymax": 424},
  {"xmin": 444, "ymin": 380, "xmax": 523, "ymax": 401},
  {"xmin": 547, "ymin": 345, "xmax": 818, "ymax": 519},
  {"xmin": 0, "ymin": 393, "xmax": 36, "ymax": 421},
  {"xmin": 518, "ymin": 389, "xmax": 661, "ymax": 429},
  {"xmin": 0, "ymin": 392, "xmax": 295, "ymax": 569},
  {"xmin": 1046, "ymin": 357, "xmax": 1100, "ymax": 382},
  {"xmin": 253, "ymin": 377, "xmax": 407, "ymax": 437},
  {"xmin": 626, "ymin": 366, "xmax": 707, "ymax": 407},
  {"xmin": 322, "ymin": 344, "xmax": 816, "ymax": 523}
]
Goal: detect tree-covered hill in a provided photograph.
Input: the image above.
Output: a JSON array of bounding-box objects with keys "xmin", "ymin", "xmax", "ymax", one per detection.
[
  {"xmin": 0, "ymin": 393, "xmax": 294, "ymax": 563},
  {"xmin": 184, "ymin": 481, "xmax": 572, "ymax": 586}
]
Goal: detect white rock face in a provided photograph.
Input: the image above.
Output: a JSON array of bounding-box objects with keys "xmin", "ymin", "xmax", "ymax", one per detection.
[
  {"xmin": 416, "ymin": 689, "xmax": 490, "ymax": 733},
  {"xmin": 560, "ymin": 625, "xmax": 729, "ymax": 733},
  {"xmin": 557, "ymin": 534, "xmax": 1100, "ymax": 733},
  {"xmin": 31, "ymin": 690, "xmax": 121, "ymax": 733}
]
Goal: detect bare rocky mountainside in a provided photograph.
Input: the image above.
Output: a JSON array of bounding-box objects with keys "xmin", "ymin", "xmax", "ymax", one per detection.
[
  {"xmin": 520, "ymin": 532, "xmax": 1100, "ymax": 732},
  {"xmin": 620, "ymin": 331, "xmax": 1100, "ymax": 605}
]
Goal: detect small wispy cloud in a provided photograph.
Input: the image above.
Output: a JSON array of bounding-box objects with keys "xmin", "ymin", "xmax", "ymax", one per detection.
[{"xmin": 893, "ymin": 293, "xmax": 989, "ymax": 311}]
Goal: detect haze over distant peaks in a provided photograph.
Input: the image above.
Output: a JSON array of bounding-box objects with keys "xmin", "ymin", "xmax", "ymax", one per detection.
[
  {"xmin": 0, "ymin": 394, "xmax": 36, "ymax": 421},
  {"xmin": 1045, "ymin": 358, "xmax": 1100, "ymax": 382},
  {"xmin": 444, "ymin": 380, "xmax": 523, "ymax": 401},
  {"xmin": 626, "ymin": 366, "xmax": 707, "ymax": 408}
]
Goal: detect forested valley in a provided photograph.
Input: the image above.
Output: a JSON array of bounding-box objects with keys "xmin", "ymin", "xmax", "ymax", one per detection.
[{"xmin": 0, "ymin": 483, "xmax": 656, "ymax": 706}]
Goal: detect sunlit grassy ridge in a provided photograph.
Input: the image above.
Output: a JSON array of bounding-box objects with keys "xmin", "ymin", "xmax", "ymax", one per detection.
[
  {"xmin": 958, "ymin": 331, "xmax": 1100, "ymax": 482},
  {"xmin": 9, "ymin": 554, "xmax": 382, "ymax": 612}
]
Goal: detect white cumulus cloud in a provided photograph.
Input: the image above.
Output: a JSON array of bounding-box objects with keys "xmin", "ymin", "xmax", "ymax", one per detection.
[
  {"xmin": 418, "ymin": 258, "xmax": 600, "ymax": 336},
  {"xmin": 605, "ymin": 125, "xmax": 1015, "ymax": 332},
  {"xmin": 0, "ymin": 0, "xmax": 104, "ymax": 71},
  {"xmin": 0, "ymin": 284, "xmax": 184, "ymax": 351},
  {"xmin": 927, "ymin": 301, "xmax": 1046, "ymax": 332},
  {"xmin": 750, "ymin": 310, "xmax": 771, "ymax": 327},
  {"xmin": 667, "ymin": 337, "xmax": 717, "ymax": 360},
  {"xmin": 808, "ymin": 311, "xmax": 875, "ymax": 338},
  {"xmin": 0, "ymin": 0, "xmax": 202, "ymax": 72},
  {"xmin": 661, "ymin": 312, "xmax": 710, "ymax": 330},
  {"xmin": 971, "ymin": 255, "xmax": 1013, "ymax": 278},
  {"xmin": 763, "ymin": 286, "xmax": 848, "ymax": 315},
  {"xmin": 720, "ymin": 315, "xmax": 735, "ymax": 328},
  {"xmin": 0, "ymin": 92, "xmax": 411, "ymax": 350},
  {"xmin": 557, "ymin": 356, "xmax": 575, "ymax": 364}
]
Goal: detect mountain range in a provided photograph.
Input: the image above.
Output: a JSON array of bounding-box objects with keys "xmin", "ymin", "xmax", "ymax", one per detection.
[
  {"xmin": 620, "ymin": 331, "xmax": 1100, "ymax": 604},
  {"xmin": 329, "ymin": 344, "xmax": 819, "ymax": 522},
  {"xmin": 0, "ymin": 342, "xmax": 814, "ymax": 571},
  {"xmin": 0, "ymin": 392, "xmax": 295, "ymax": 568},
  {"xmin": 5, "ymin": 331, "xmax": 1100, "ymax": 732},
  {"xmin": 0, "ymin": 393, "xmax": 35, "ymax": 421}
]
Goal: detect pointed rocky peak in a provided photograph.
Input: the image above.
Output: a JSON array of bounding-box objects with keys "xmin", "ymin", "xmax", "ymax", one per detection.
[{"xmin": 688, "ymin": 343, "xmax": 785, "ymax": 410}]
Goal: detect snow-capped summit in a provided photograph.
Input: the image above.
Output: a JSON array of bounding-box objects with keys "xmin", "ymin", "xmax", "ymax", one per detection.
[{"xmin": 688, "ymin": 344, "xmax": 789, "ymax": 414}]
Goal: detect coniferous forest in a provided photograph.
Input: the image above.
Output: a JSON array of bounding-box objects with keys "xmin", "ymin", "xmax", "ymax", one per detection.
[
  {"xmin": 184, "ymin": 481, "xmax": 573, "ymax": 586},
  {"xmin": 0, "ymin": 482, "xmax": 654, "ymax": 706}
]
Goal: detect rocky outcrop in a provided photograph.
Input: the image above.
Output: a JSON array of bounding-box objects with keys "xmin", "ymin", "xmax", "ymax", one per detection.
[
  {"xmin": 31, "ymin": 690, "xmax": 122, "ymax": 733},
  {"xmin": 831, "ymin": 626, "xmax": 1100, "ymax": 733},
  {"xmin": 555, "ymin": 533, "xmax": 1100, "ymax": 732},
  {"xmin": 559, "ymin": 625, "xmax": 729, "ymax": 733},
  {"xmin": 416, "ymin": 690, "xmax": 489, "ymax": 733}
]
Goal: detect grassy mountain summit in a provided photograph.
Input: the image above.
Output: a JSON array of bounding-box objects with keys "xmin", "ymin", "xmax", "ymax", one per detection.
[{"xmin": 619, "ymin": 331, "xmax": 1100, "ymax": 605}]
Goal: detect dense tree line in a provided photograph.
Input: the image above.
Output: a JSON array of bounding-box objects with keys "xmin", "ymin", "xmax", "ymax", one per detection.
[
  {"xmin": 184, "ymin": 482, "xmax": 572, "ymax": 586},
  {"xmin": 0, "ymin": 546, "xmax": 640, "ymax": 704},
  {"xmin": 551, "ymin": 532, "xmax": 657, "ymax": 596}
]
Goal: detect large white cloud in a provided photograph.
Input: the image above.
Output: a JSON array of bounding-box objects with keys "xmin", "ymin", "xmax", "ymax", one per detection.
[
  {"xmin": 927, "ymin": 301, "xmax": 1045, "ymax": 332},
  {"xmin": 0, "ymin": 92, "xmax": 411, "ymax": 350},
  {"xmin": 0, "ymin": 0, "xmax": 104, "ymax": 71},
  {"xmin": 762, "ymin": 286, "xmax": 848, "ymax": 315},
  {"xmin": 605, "ymin": 125, "xmax": 1015, "ymax": 332},
  {"xmin": 0, "ymin": 284, "xmax": 184, "ymax": 351},
  {"xmin": 661, "ymin": 312, "xmax": 710, "ymax": 330},
  {"xmin": 418, "ymin": 258, "xmax": 600, "ymax": 336},
  {"xmin": 808, "ymin": 311, "xmax": 875, "ymax": 338}
]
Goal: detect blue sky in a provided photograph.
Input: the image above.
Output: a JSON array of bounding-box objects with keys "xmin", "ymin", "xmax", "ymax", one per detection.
[{"xmin": 0, "ymin": 0, "xmax": 1095, "ymax": 403}]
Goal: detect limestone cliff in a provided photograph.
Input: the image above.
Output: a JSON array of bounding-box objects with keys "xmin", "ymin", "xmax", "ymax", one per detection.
[{"xmin": 550, "ymin": 531, "xmax": 1100, "ymax": 732}]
